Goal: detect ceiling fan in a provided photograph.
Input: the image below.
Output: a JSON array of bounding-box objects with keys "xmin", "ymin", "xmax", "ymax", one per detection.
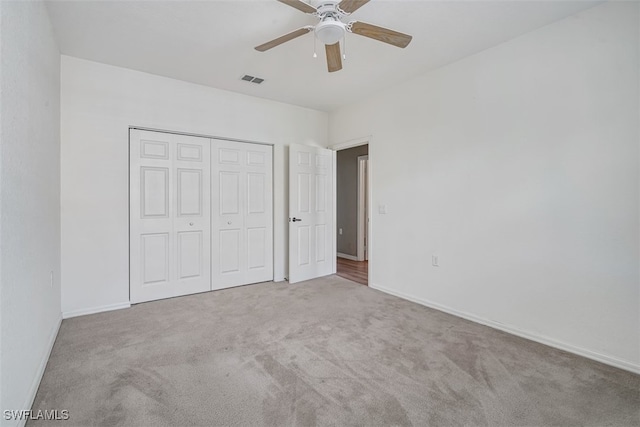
[{"xmin": 255, "ymin": 0, "xmax": 413, "ymax": 73}]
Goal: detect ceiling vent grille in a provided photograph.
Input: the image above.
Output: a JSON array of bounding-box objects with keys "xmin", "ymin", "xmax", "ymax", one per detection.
[{"xmin": 240, "ymin": 75, "xmax": 265, "ymax": 84}]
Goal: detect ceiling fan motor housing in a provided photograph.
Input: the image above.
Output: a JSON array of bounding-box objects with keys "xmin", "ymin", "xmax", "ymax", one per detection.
[{"xmin": 314, "ymin": 1, "xmax": 347, "ymax": 45}]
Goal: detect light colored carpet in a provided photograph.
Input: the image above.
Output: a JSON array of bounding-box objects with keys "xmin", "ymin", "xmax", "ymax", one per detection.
[{"xmin": 30, "ymin": 275, "xmax": 639, "ymax": 426}]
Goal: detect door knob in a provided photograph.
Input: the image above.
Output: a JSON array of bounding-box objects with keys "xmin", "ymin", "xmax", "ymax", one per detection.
[
  {"xmin": 291, "ymin": 217, "xmax": 302, "ymax": 222},
  {"xmin": 227, "ymin": 221, "xmax": 232, "ymax": 225},
  {"xmin": 189, "ymin": 222, "xmax": 194, "ymax": 226}
]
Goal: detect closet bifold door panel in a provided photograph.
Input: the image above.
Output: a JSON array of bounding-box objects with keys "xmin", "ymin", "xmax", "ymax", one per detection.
[
  {"xmin": 129, "ymin": 129, "xmax": 211, "ymax": 303},
  {"xmin": 211, "ymin": 140, "xmax": 273, "ymax": 289}
]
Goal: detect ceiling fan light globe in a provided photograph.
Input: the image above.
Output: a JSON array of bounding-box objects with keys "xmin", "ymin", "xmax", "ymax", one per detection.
[{"xmin": 315, "ymin": 20, "xmax": 345, "ymax": 45}]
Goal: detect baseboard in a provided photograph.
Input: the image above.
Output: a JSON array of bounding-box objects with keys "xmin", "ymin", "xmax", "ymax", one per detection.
[
  {"xmin": 17, "ymin": 313, "xmax": 62, "ymax": 427},
  {"xmin": 62, "ymin": 301, "xmax": 130, "ymax": 319},
  {"xmin": 337, "ymin": 252, "xmax": 359, "ymax": 261},
  {"xmin": 370, "ymin": 283, "xmax": 640, "ymax": 375}
]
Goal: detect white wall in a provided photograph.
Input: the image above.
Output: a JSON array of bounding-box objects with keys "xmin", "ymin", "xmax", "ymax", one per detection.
[
  {"xmin": 0, "ymin": 1, "xmax": 62, "ymax": 424},
  {"xmin": 61, "ymin": 56, "xmax": 328, "ymax": 316},
  {"xmin": 330, "ymin": 2, "xmax": 639, "ymax": 372}
]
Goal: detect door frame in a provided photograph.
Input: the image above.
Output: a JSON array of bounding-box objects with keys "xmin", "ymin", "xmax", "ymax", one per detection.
[
  {"xmin": 128, "ymin": 126, "xmax": 276, "ymax": 303},
  {"xmin": 331, "ymin": 136, "xmax": 372, "ymax": 281},
  {"xmin": 357, "ymin": 155, "xmax": 369, "ymax": 261}
]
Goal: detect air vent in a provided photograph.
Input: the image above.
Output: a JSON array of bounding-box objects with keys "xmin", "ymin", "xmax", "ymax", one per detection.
[{"xmin": 240, "ymin": 75, "xmax": 265, "ymax": 84}]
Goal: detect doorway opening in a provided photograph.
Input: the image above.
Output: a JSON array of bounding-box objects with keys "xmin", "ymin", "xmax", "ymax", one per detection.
[{"xmin": 335, "ymin": 143, "xmax": 369, "ymax": 285}]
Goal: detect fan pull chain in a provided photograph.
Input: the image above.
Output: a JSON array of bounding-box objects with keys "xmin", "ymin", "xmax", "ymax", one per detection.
[
  {"xmin": 343, "ymin": 35, "xmax": 347, "ymax": 60},
  {"xmin": 313, "ymin": 36, "xmax": 317, "ymax": 58}
]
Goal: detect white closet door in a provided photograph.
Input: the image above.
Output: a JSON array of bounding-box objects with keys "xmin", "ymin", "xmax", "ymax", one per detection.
[
  {"xmin": 289, "ymin": 144, "xmax": 334, "ymax": 283},
  {"xmin": 211, "ymin": 140, "xmax": 273, "ymax": 289},
  {"xmin": 130, "ymin": 129, "xmax": 211, "ymax": 303}
]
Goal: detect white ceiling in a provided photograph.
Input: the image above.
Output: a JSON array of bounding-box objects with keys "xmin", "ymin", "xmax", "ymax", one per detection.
[{"xmin": 46, "ymin": 0, "xmax": 601, "ymax": 111}]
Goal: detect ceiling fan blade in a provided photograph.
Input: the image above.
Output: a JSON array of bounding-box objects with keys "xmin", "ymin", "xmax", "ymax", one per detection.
[
  {"xmin": 349, "ymin": 21, "xmax": 412, "ymax": 48},
  {"xmin": 325, "ymin": 42, "xmax": 342, "ymax": 73},
  {"xmin": 277, "ymin": 0, "xmax": 316, "ymax": 14},
  {"xmin": 337, "ymin": 0, "xmax": 370, "ymax": 14},
  {"xmin": 255, "ymin": 27, "xmax": 313, "ymax": 52}
]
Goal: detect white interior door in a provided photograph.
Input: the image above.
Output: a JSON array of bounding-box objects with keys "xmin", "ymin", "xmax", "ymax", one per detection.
[
  {"xmin": 130, "ymin": 129, "xmax": 211, "ymax": 303},
  {"xmin": 211, "ymin": 140, "xmax": 273, "ymax": 289},
  {"xmin": 289, "ymin": 144, "xmax": 335, "ymax": 283}
]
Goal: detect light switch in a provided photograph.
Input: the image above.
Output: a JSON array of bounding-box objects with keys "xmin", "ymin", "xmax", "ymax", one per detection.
[{"xmin": 339, "ymin": 228, "xmax": 343, "ymax": 235}]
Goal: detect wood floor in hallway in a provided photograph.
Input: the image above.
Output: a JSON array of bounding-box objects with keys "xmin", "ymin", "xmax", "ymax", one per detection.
[{"xmin": 336, "ymin": 257, "xmax": 368, "ymax": 285}]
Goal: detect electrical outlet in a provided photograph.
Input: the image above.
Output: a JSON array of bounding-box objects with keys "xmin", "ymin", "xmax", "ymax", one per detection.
[
  {"xmin": 378, "ymin": 204, "xmax": 387, "ymax": 214},
  {"xmin": 432, "ymin": 256, "xmax": 439, "ymax": 267}
]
